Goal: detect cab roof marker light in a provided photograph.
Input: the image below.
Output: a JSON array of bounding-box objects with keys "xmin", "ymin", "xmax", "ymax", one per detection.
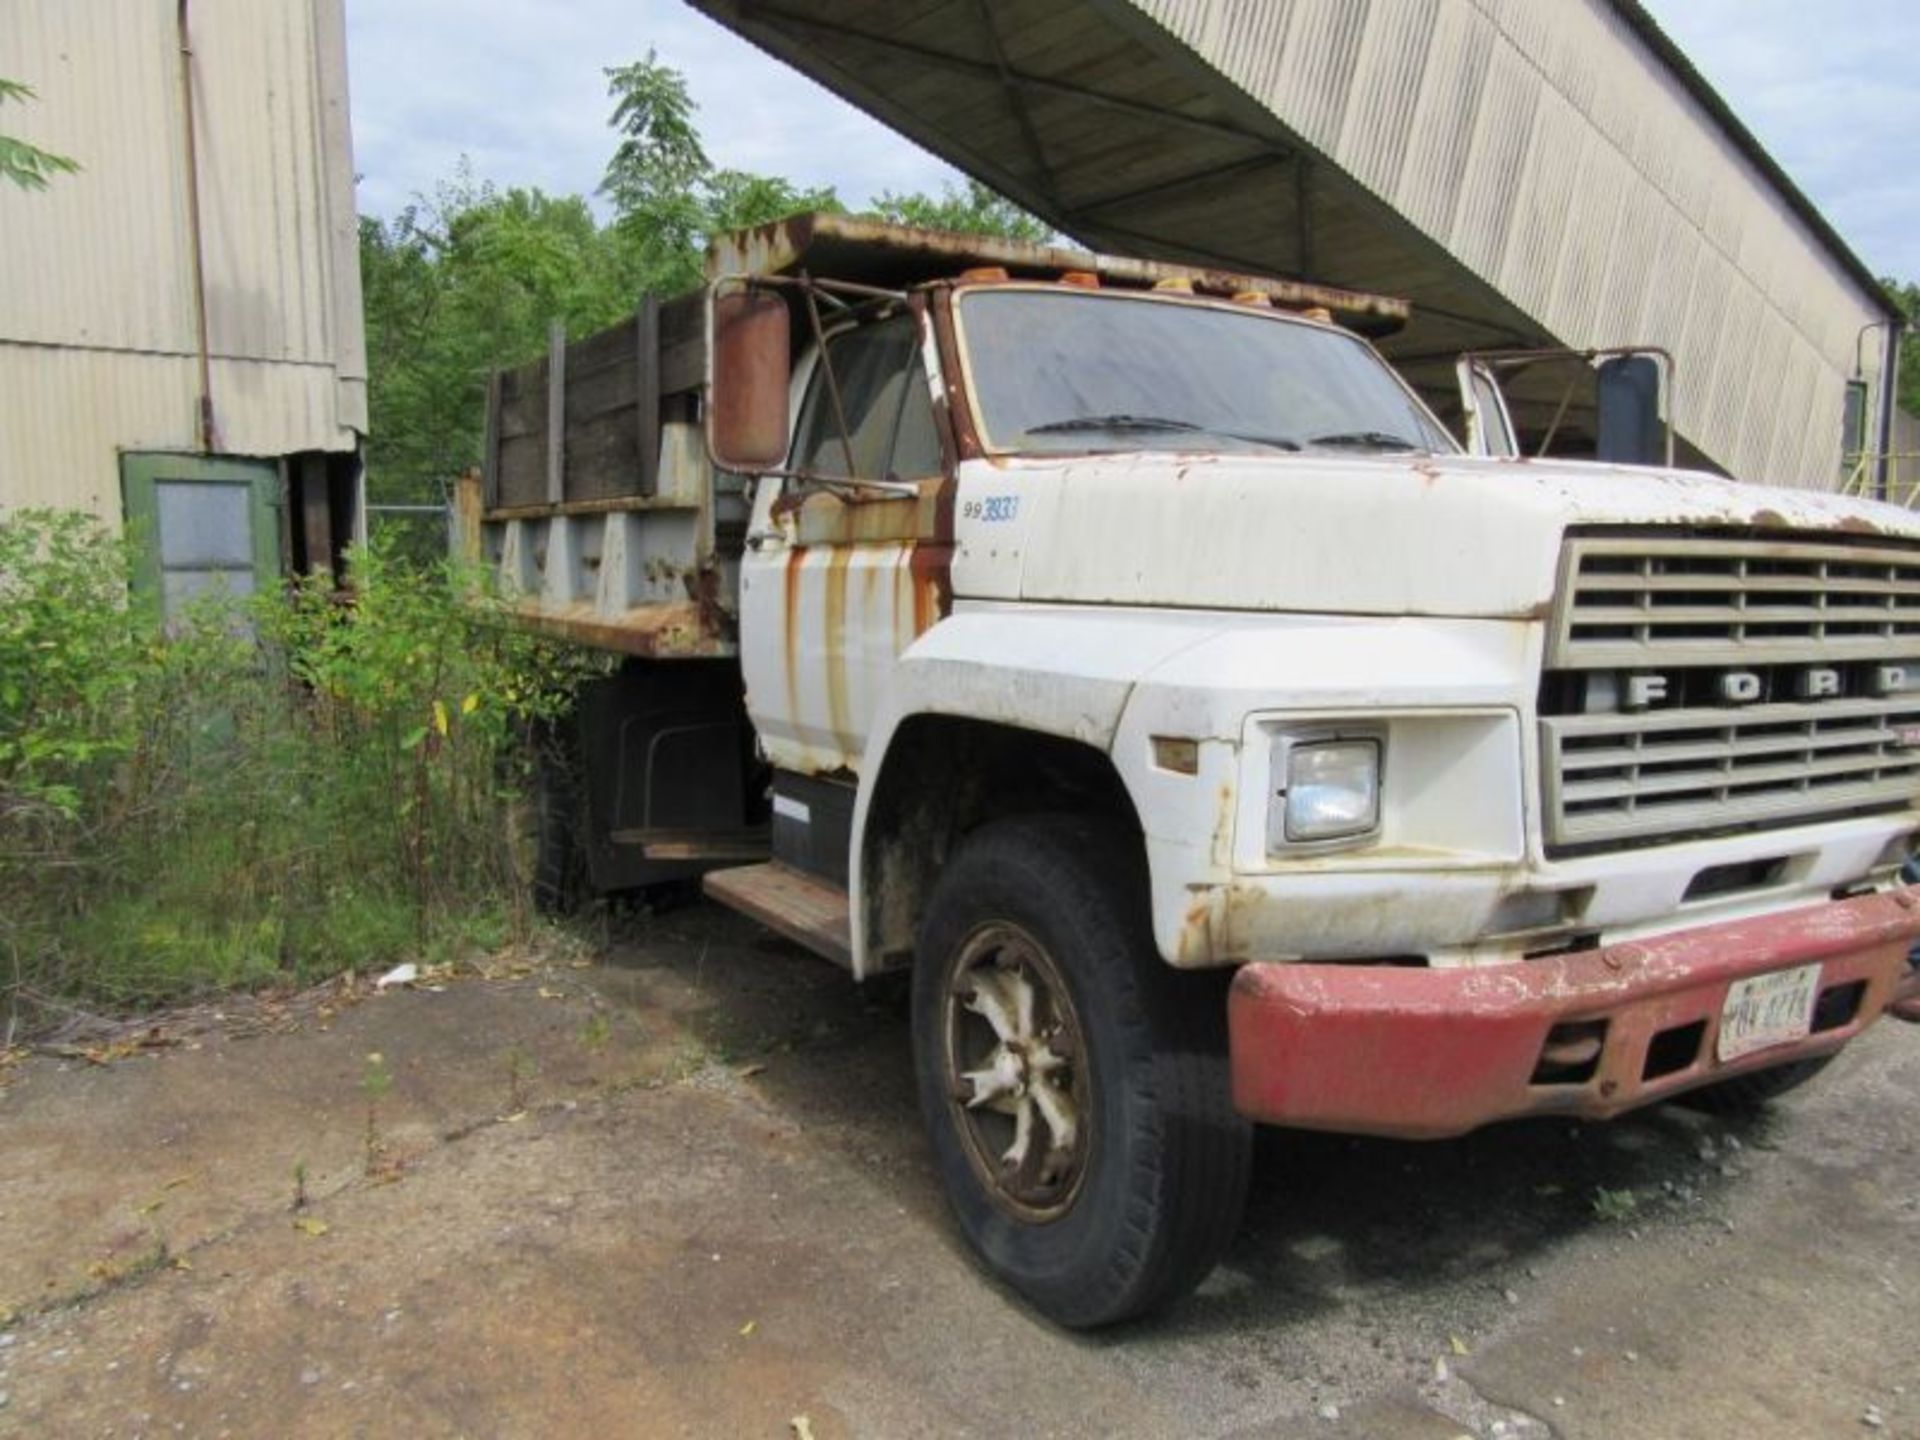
[
  {"xmin": 958, "ymin": 266, "xmax": 1010, "ymax": 283},
  {"xmin": 1153, "ymin": 277, "xmax": 1194, "ymax": 293},
  {"xmin": 1059, "ymin": 271, "xmax": 1100, "ymax": 289}
]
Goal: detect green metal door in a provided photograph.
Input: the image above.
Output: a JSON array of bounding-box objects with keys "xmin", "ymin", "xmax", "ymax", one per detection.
[{"xmin": 121, "ymin": 453, "xmax": 280, "ymax": 621}]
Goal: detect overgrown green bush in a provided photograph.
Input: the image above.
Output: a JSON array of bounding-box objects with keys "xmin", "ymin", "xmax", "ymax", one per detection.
[{"xmin": 0, "ymin": 508, "xmax": 600, "ymax": 1034}]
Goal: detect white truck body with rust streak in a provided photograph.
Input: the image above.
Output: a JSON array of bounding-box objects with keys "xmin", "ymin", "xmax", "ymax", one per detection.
[
  {"xmin": 469, "ymin": 216, "xmax": 1920, "ymax": 984},
  {"xmin": 791, "ymin": 454, "xmax": 1920, "ymax": 978},
  {"xmin": 474, "ymin": 216, "xmax": 1920, "ymax": 1325}
]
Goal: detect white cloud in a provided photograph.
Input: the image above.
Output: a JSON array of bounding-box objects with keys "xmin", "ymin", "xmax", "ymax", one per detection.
[
  {"xmin": 345, "ymin": 0, "xmax": 959, "ymax": 221},
  {"xmin": 1639, "ymin": 0, "xmax": 1920, "ymax": 279}
]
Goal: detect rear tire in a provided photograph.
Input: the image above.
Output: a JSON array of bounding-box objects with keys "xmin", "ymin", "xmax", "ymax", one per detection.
[
  {"xmin": 911, "ymin": 815, "xmax": 1251, "ymax": 1328},
  {"xmin": 1676, "ymin": 1054, "xmax": 1834, "ymax": 1114},
  {"xmin": 526, "ymin": 728, "xmax": 586, "ymax": 917}
]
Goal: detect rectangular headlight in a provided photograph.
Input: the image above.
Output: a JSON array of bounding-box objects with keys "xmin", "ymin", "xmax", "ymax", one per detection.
[{"xmin": 1273, "ymin": 737, "xmax": 1382, "ymax": 847}]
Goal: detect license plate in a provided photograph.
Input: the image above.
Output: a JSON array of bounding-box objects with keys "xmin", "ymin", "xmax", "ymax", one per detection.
[{"xmin": 1717, "ymin": 963, "xmax": 1821, "ymax": 1062}]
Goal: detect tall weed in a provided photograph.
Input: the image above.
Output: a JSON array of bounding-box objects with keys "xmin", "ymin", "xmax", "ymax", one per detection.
[{"xmin": 0, "ymin": 509, "xmax": 599, "ymax": 1034}]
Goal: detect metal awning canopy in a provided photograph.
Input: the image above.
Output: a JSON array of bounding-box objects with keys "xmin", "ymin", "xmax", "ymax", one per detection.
[
  {"xmin": 692, "ymin": 0, "xmax": 1547, "ymax": 420},
  {"xmin": 688, "ymin": 0, "xmax": 1898, "ymax": 476}
]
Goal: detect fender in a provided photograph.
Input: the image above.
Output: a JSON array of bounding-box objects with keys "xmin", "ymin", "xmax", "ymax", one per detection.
[
  {"xmin": 847, "ymin": 604, "xmax": 1228, "ymax": 974},
  {"xmin": 847, "ymin": 603, "xmax": 1537, "ymax": 975},
  {"xmin": 1111, "ymin": 615, "xmax": 1536, "ymax": 965}
]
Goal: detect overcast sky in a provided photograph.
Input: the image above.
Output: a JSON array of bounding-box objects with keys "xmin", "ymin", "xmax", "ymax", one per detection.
[{"xmin": 345, "ymin": 0, "xmax": 1920, "ymax": 280}]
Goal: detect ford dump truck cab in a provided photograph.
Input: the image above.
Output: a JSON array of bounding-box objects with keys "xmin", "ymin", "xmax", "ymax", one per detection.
[{"xmin": 465, "ymin": 215, "xmax": 1920, "ymax": 1326}]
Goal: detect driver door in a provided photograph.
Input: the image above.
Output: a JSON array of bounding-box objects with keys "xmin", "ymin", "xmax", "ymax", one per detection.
[{"xmin": 739, "ymin": 311, "xmax": 951, "ymax": 776}]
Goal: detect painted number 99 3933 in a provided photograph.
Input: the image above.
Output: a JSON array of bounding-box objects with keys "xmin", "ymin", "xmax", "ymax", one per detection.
[{"xmin": 963, "ymin": 495, "xmax": 1020, "ymax": 523}]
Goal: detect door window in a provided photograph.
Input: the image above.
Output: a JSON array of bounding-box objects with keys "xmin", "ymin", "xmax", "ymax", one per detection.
[{"xmin": 790, "ymin": 315, "xmax": 942, "ymax": 480}]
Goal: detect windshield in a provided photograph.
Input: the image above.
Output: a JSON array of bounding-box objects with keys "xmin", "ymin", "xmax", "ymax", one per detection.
[{"xmin": 956, "ymin": 288, "xmax": 1455, "ymax": 457}]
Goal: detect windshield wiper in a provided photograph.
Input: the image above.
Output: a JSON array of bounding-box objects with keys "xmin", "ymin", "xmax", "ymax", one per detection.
[
  {"xmin": 1306, "ymin": 430, "xmax": 1423, "ymax": 452},
  {"xmin": 1027, "ymin": 414, "xmax": 1203, "ymax": 435},
  {"xmin": 1024, "ymin": 414, "xmax": 1299, "ymax": 451}
]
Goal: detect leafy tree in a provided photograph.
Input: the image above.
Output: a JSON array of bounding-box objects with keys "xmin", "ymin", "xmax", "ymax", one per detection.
[
  {"xmin": 868, "ymin": 178, "xmax": 1050, "ymax": 244},
  {"xmin": 358, "ymin": 53, "xmax": 1047, "ymax": 513},
  {"xmin": 598, "ymin": 53, "xmax": 845, "ymax": 290},
  {"xmin": 599, "ymin": 53, "xmax": 713, "ymax": 293},
  {"xmin": 0, "ymin": 77, "xmax": 79, "ymax": 190},
  {"xmin": 706, "ymin": 168, "xmax": 842, "ymax": 235},
  {"xmin": 360, "ymin": 168, "xmax": 644, "ymax": 508}
]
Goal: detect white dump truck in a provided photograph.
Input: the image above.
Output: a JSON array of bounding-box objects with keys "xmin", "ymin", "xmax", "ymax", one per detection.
[{"xmin": 458, "ymin": 214, "xmax": 1920, "ymax": 1326}]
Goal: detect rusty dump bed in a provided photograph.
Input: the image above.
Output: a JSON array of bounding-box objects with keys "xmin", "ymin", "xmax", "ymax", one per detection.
[
  {"xmin": 711, "ymin": 212, "xmax": 1411, "ymax": 336},
  {"xmin": 456, "ymin": 286, "xmax": 744, "ymax": 659},
  {"xmin": 456, "ymin": 213, "xmax": 1413, "ymax": 657}
]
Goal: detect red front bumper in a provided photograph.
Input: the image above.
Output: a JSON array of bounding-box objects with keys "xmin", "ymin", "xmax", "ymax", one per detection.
[{"xmin": 1228, "ymin": 889, "xmax": 1920, "ymax": 1139}]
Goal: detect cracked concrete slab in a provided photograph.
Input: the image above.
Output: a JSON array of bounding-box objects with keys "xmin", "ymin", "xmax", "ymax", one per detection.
[{"xmin": 0, "ymin": 902, "xmax": 1915, "ymax": 1438}]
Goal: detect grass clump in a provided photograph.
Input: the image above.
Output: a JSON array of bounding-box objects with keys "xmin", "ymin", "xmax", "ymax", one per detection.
[
  {"xmin": 1591, "ymin": 1185, "xmax": 1641, "ymax": 1224},
  {"xmin": 0, "ymin": 508, "xmax": 601, "ymax": 1034}
]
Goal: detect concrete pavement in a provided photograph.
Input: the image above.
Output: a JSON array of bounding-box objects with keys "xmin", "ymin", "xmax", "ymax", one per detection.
[{"xmin": 0, "ymin": 903, "xmax": 1914, "ymax": 1437}]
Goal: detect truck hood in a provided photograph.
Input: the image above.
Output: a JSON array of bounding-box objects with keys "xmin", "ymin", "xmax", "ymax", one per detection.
[{"xmin": 997, "ymin": 451, "xmax": 1920, "ymax": 618}]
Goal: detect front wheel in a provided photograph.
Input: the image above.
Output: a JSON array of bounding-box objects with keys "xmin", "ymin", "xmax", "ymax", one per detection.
[{"xmin": 911, "ymin": 815, "xmax": 1251, "ymax": 1328}]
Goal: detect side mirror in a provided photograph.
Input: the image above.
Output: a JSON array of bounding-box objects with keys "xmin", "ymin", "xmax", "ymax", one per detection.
[
  {"xmin": 707, "ymin": 283, "xmax": 791, "ymax": 472},
  {"xmin": 1594, "ymin": 355, "xmax": 1663, "ymax": 467}
]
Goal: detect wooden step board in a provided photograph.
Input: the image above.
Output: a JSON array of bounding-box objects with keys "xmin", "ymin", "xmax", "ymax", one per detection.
[
  {"xmin": 703, "ymin": 862, "xmax": 852, "ymax": 968},
  {"xmin": 608, "ymin": 826, "xmax": 770, "ymax": 862}
]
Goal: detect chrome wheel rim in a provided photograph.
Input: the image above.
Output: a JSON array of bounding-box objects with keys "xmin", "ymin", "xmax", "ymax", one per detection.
[{"xmin": 942, "ymin": 922, "xmax": 1090, "ymax": 1221}]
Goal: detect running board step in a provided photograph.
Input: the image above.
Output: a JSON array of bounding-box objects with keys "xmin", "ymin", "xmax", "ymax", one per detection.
[
  {"xmin": 608, "ymin": 826, "xmax": 770, "ymax": 862},
  {"xmin": 702, "ymin": 862, "xmax": 852, "ymax": 968}
]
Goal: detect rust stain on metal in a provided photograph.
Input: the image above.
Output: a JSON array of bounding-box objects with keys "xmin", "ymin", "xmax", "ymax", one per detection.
[
  {"xmin": 507, "ymin": 600, "xmax": 732, "ymax": 658},
  {"xmin": 908, "ymin": 540, "xmax": 953, "ymax": 633},
  {"xmin": 681, "ymin": 564, "xmax": 735, "ymax": 639},
  {"xmin": 1179, "ymin": 889, "xmax": 1219, "ymax": 967},
  {"xmin": 771, "ymin": 484, "xmax": 807, "ymax": 521},
  {"xmin": 890, "ymin": 547, "xmax": 910, "ymax": 650},
  {"xmin": 782, "ymin": 545, "xmax": 804, "ymax": 729},
  {"xmin": 707, "ymin": 213, "xmax": 1411, "ymax": 331},
  {"xmin": 932, "ymin": 291, "xmax": 987, "ymax": 463},
  {"xmin": 823, "ymin": 544, "xmax": 854, "ymax": 756},
  {"xmin": 1836, "ymin": 513, "xmax": 1886, "ymax": 535},
  {"xmin": 1209, "ymin": 781, "xmax": 1235, "ymax": 870},
  {"xmin": 927, "ymin": 473, "xmax": 957, "ymax": 545}
]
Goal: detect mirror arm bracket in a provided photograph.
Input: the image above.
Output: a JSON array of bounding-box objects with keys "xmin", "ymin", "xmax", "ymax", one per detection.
[{"xmin": 798, "ymin": 269, "xmax": 860, "ymax": 478}]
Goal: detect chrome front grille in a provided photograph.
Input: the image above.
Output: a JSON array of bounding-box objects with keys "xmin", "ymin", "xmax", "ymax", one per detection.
[
  {"xmin": 1549, "ymin": 535, "xmax": 1920, "ymax": 669},
  {"xmin": 1541, "ymin": 532, "xmax": 1920, "ymax": 852}
]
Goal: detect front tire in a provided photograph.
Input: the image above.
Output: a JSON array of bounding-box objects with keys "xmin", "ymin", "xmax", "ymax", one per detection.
[{"xmin": 911, "ymin": 815, "xmax": 1251, "ymax": 1327}]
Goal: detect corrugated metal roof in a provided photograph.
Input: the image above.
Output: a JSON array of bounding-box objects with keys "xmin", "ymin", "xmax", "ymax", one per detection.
[
  {"xmin": 1602, "ymin": 0, "xmax": 1895, "ymax": 318},
  {"xmin": 688, "ymin": 0, "xmax": 1894, "ymax": 488}
]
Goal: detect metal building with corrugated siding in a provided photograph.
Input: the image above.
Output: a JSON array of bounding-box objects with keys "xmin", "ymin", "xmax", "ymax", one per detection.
[
  {"xmin": 691, "ymin": 0, "xmax": 1903, "ymax": 490},
  {"xmin": 0, "ymin": 0, "xmax": 365, "ymax": 613}
]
